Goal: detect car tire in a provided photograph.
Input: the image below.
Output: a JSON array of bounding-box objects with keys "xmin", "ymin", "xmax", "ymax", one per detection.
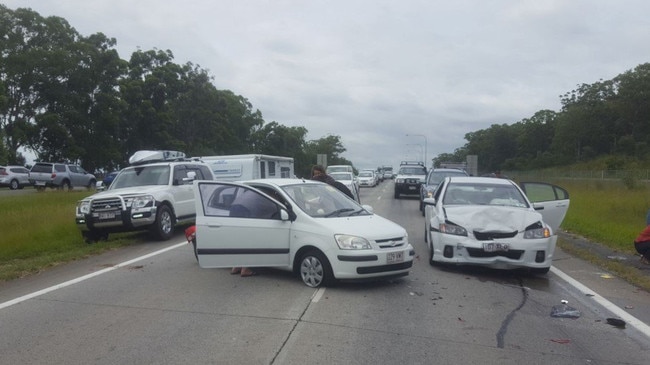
[
  {"xmin": 150, "ymin": 205, "xmax": 175, "ymax": 241},
  {"xmin": 191, "ymin": 238, "xmax": 198, "ymax": 261},
  {"xmin": 299, "ymin": 250, "xmax": 334, "ymax": 288},
  {"xmin": 394, "ymin": 190, "xmax": 400, "ymax": 199},
  {"xmin": 9, "ymin": 179, "xmax": 19, "ymax": 190}
]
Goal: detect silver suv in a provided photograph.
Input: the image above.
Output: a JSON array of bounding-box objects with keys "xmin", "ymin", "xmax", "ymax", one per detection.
[
  {"xmin": 75, "ymin": 151, "xmax": 214, "ymax": 242},
  {"xmin": 0, "ymin": 165, "xmax": 31, "ymax": 190},
  {"xmin": 29, "ymin": 162, "xmax": 96, "ymax": 191}
]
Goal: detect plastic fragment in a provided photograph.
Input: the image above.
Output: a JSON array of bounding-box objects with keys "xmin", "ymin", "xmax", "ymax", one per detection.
[
  {"xmin": 606, "ymin": 318, "xmax": 626, "ymax": 328},
  {"xmin": 551, "ymin": 304, "xmax": 581, "ymax": 318}
]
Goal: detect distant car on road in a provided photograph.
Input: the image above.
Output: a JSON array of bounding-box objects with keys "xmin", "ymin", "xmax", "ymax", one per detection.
[
  {"xmin": 358, "ymin": 170, "xmax": 378, "ymax": 187},
  {"xmin": 29, "ymin": 162, "xmax": 96, "ymax": 191},
  {"xmin": 329, "ymin": 171, "xmax": 361, "ymax": 203},
  {"xmin": 419, "ymin": 168, "xmax": 469, "ymax": 214},
  {"xmin": 97, "ymin": 170, "xmax": 120, "ymax": 191},
  {"xmin": 423, "ymin": 176, "xmax": 569, "ymax": 274},
  {"xmin": 0, "ymin": 165, "xmax": 31, "ymax": 190}
]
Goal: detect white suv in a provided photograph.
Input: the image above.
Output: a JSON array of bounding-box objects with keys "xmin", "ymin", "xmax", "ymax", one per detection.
[{"xmin": 75, "ymin": 151, "xmax": 214, "ymax": 242}]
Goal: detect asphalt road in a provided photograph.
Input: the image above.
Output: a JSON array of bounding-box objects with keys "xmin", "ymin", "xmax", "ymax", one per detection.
[{"xmin": 1, "ymin": 181, "xmax": 649, "ymax": 364}]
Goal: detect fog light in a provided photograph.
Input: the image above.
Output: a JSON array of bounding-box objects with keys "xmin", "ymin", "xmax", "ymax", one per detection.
[
  {"xmin": 535, "ymin": 250, "xmax": 545, "ymax": 263},
  {"xmin": 443, "ymin": 245, "xmax": 454, "ymax": 258}
]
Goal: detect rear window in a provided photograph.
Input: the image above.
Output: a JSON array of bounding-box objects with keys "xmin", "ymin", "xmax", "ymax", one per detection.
[{"xmin": 31, "ymin": 163, "xmax": 53, "ymax": 173}]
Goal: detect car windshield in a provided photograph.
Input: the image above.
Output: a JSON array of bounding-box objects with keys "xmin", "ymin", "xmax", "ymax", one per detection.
[
  {"xmin": 427, "ymin": 171, "xmax": 467, "ymax": 185},
  {"xmin": 282, "ymin": 183, "xmax": 368, "ymax": 218},
  {"xmin": 399, "ymin": 167, "xmax": 426, "ymax": 175},
  {"xmin": 359, "ymin": 171, "xmax": 373, "ymax": 177},
  {"xmin": 443, "ymin": 182, "xmax": 529, "ymax": 207},
  {"xmin": 330, "ymin": 172, "xmax": 352, "ymax": 181},
  {"xmin": 110, "ymin": 165, "xmax": 170, "ymax": 189}
]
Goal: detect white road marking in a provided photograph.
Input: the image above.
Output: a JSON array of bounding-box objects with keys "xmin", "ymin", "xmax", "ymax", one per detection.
[
  {"xmin": 0, "ymin": 242, "xmax": 187, "ymax": 310},
  {"xmin": 551, "ymin": 266, "xmax": 650, "ymax": 339},
  {"xmin": 2, "ymin": 241, "xmax": 649, "ymax": 342},
  {"xmin": 311, "ymin": 287, "xmax": 326, "ymax": 303}
]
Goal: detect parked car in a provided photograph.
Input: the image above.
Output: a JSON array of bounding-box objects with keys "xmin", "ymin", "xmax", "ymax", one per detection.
[
  {"xmin": 419, "ymin": 168, "xmax": 469, "ymax": 214},
  {"xmin": 29, "ymin": 162, "xmax": 96, "ymax": 191},
  {"xmin": 357, "ymin": 170, "xmax": 378, "ymax": 187},
  {"xmin": 329, "ymin": 171, "xmax": 361, "ymax": 203},
  {"xmin": 423, "ymin": 176, "xmax": 569, "ymax": 273},
  {"xmin": 96, "ymin": 170, "xmax": 120, "ymax": 191},
  {"xmin": 76, "ymin": 150, "xmax": 214, "ymax": 242},
  {"xmin": 0, "ymin": 165, "xmax": 31, "ymax": 190},
  {"xmin": 191, "ymin": 178, "xmax": 415, "ymax": 287}
]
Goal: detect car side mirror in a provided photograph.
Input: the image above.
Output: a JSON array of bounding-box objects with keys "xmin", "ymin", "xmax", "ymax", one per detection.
[
  {"xmin": 423, "ymin": 197, "xmax": 436, "ymax": 206},
  {"xmin": 362, "ymin": 204, "xmax": 374, "ymax": 214}
]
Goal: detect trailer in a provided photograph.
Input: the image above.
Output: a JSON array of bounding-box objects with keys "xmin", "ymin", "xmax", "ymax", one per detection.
[{"xmin": 200, "ymin": 154, "xmax": 294, "ymax": 182}]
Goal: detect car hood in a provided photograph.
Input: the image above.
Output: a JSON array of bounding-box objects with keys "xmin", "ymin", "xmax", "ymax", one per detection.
[
  {"xmin": 444, "ymin": 205, "xmax": 541, "ymax": 233},
  {"xmin": 316, "ymin": 214, "xmax": 406, "ymax": 238},
  {"xmin": 87, "ymin": 185, "xmax": 172, "ymax": 199}
]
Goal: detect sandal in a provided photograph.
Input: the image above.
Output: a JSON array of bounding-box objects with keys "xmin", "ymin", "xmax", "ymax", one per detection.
[{"xmin": 240, "ymin": 269, "xmax": 257, "ymax": 277}]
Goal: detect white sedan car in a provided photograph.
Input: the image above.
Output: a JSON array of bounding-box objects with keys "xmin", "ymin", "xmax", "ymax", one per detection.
[
  {"xmin": 192, "ymin": 179, "xmax": 414, "ymax": 287},
  {"xmin": 423, "ymin": 176, "xmax": 569, "ymax": 274}
]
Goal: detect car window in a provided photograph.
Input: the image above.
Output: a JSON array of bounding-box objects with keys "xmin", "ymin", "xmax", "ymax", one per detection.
[
  {"xmin": 200, "ymin": 183, "xmax": 281, "ymax": 219},
  {"xmin": 427, "ymin": 171, "xmax": 467, "ymax": 184},
  {"xmin": 54, "ymin": 164, "xmax": 66, "ymax": 173},
  {"xmin": 443, "ymin": 182, "xmax": 528, "ymax": 207},
  {"xmin": 31, "ymin": 164, "xmax": 53, "ymax": 173},
  {"xmin": 111, "ymin": 165, "xmax": 171, "ymax": 188},
  {"xmin": 68, "ymin": 165, "xmax": 79, "ymax": 173},
  {"xmin": 282, "ymin": 183, "xmax": 364, "ymax": 217}
]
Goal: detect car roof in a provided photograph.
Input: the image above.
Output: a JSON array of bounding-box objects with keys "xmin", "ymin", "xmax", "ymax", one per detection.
[{"xmin": 431, "ymin": 168, "xmax": 466, "ymax": 172}]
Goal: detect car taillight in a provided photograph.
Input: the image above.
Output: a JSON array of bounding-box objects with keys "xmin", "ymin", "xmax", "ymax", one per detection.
[
  {"xmin": 51, "ymin": 173, "xmax": 56, "ymax": 178},
  {"xmin": 0, "ymin": 170, "xmax": 7, "ymax": 176}
]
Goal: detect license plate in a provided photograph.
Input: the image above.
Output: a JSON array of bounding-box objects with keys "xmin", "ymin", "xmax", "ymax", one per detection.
[
  {"xmin": 408, "ymin": 186, "xmax": 416, "ymax": 190},
  {"xmin": 483, "ymin": 242, "xmax": 509, "ymax": 252},
  {"xmin": 99, "ymin": 212, "xmax": 115, "ymax": 220},
  {"xmin": 35, "ymin": 182, "xmax": 45, "ymax": 186},
  {"xmin": 387, "ymin": 251, "xmax": 404, "ymax": 264}
]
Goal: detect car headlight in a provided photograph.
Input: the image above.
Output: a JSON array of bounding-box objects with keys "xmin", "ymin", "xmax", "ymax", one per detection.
[
  {"xmin": 77, "ymin": 200, "xmax": 91, "ymax": 215},
  {"xmin": 524, "ymin": 222, "xmax": 551, "ymax": 239},
  {"xmin": 132, "ymin": 195, "xmax": 155, "ymax": 209},
  {"xmin": 335, "ymin": 234, "xmax": 372, "ymax": 250},
  {"xmin": 439, "ymin": 222, "xmax": 468, "ymax": 236}
]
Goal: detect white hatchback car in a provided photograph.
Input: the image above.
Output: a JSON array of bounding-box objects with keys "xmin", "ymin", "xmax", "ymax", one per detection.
[
  {"xmin": 192, "ymin": 178, "xmax": 414, "ymax": 287},
  {"xmin": 423, "ymin": 176, "xmax": 569, "ymax": 274}
]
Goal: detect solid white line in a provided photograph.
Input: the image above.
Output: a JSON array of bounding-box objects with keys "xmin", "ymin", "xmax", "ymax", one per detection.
[
  {"xmin": 0, "ymin": 241, "xmax": 188, "ymax": 311},
  {"xmin": 311, "ymin": 287, "xmax": 326, "ymax": 303},
  {"xmin": 551, "ymin": 266, "xmax": 650, "ymax": 339}
]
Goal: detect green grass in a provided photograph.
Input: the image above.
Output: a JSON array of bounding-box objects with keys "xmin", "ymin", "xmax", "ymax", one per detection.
[
  {"xmin": 555, "ymin": 179, "xmax": 650, "ymax": 254},
  {"xmin": 0, "ymin": 189, "xmax": 140, "ymax": 281}
]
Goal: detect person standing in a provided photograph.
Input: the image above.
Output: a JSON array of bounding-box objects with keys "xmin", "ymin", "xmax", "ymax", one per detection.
[{"xmin": 311, "ymin": 165, "xmax": 355, "ymax": 200}]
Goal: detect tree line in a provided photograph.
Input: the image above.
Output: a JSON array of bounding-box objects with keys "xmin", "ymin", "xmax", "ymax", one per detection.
[
  {"xmin": 434, "ymin": 62, "xmax": 650, "ymax": 173},
  {"xmin": 0, "ymin": 5, "xmax": 351, "ymax": 178},
  {"xmin": 3, "ymin": 5, "xmax": 650, "ymax": 177}
]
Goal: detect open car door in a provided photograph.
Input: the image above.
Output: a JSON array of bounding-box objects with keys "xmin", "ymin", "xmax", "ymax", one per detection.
[
  {"xmin": 519, "ymin": 182, "xmax": 570, "ymax": 234},
  {"xmin": 193, "ymin": 181, "xmax": 292, "ymax": 269}
]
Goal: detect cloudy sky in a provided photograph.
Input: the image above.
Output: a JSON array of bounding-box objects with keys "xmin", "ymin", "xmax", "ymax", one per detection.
[{"xmin": 6, "ymin": 0, "xmax": 650, "ymax": 169}]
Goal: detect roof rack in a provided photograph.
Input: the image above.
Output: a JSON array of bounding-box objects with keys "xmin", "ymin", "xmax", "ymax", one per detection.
[
  {"xmin": 128, "ymin": 150, "xmax": 187, "ymax": 165},
  {"xmin": 400, "ymin": 161, "xmax": 424, "ymax": 166}
]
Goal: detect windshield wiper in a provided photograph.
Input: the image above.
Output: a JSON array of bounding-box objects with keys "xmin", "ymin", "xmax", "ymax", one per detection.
[
  {"xmin": 324, "ymin": 208, "xmax": 355, "ymax": 217},
  {"xmin": 348, "ymin": 208, "xmax": 366, "ymax": 216}
]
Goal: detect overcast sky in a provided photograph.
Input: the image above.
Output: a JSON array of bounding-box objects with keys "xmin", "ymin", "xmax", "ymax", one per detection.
[{"xmin": 6, "ymin": 0, "xmax": 650, "ymax": 170}]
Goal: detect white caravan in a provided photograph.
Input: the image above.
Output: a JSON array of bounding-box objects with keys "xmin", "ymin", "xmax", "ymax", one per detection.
[{"xmin": 201, "ymin": 154, "xmax": 294, "ymax": 182}]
